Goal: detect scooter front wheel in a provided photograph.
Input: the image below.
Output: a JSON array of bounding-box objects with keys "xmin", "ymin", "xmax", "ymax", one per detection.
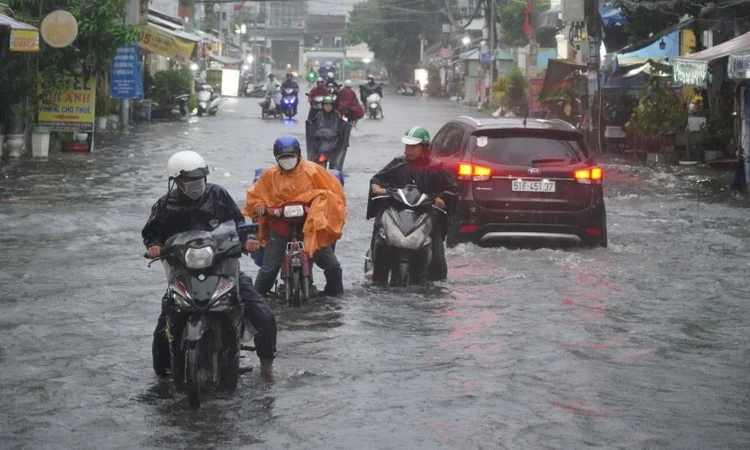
[{"xmin": 290, "ymin": 269, "xmax": 302, "ymax": 307}]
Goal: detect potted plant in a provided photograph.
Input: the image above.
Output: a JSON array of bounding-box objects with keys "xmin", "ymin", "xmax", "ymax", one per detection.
[
  {"xmin": 5, "ymin": 104, "xmax": 27, "ymax": 158},
  {"xmin": 625, "ymin": 74, "xmax": 688, "ymax": 155}
]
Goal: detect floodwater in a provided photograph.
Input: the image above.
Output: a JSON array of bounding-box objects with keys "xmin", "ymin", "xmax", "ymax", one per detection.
[{"xmin": 1, "ymin": 93, "xmax": 749, "ymax": 449}]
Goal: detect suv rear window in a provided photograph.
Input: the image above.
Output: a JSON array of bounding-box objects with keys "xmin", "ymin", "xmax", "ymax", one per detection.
[{"xmin": 469, "ymin": 130, "xmax": 589, "ymax": 166}]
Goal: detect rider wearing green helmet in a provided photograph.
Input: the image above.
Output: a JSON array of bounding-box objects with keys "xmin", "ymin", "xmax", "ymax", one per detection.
[{"xmin": 367, "ymin": 127, "xmax": 459, "ymax": 281}]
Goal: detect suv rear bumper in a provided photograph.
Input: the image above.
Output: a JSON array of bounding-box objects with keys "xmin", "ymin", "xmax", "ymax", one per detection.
[{"xmin": 450, "ymin": 200, "xmax": 606, "ymax": 247}]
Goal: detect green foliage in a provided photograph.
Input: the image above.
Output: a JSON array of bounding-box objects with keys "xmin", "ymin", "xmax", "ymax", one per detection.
[
  {"xmin": 626, "ymin": 74, "xmax": 688, "ymax": 139},
  {"xmin": 153, "ymin": 68, "xmax": 193, "ymax": 101},
  {"xmin": 497, "ymin": 0, "xmax": 551, "ymax": 47},
  {"xmin": 490, "ymin": 76, "xmax": 510, "ymax": 109},
  {"xmin": 505, "ymin": 66, "xmax": 528, "ymax": 115},
  {"xmin": 348, "ymin": 0, "xmax": 446, "ymax": 80},
  {"xmin": 427, "ymin": 65, "xmax": 442, "ymax": 97},
  {"xmin": 68, "ymin": 0, "xmax": 140, "ymax": 78}
]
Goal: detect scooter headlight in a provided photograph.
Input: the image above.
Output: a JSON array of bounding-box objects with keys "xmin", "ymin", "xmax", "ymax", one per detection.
[
  {"xmin": 283, "ymin": 204, "xmax": 305, "ymax": 218},
  {"xmin": 184, "ymin": 247, "xmax": 214, "ymax": 269}
]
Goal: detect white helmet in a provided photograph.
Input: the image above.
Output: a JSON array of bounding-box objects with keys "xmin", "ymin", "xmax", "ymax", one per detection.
[
  {"xmin": 344, "ymin": 79, "xmax": 352, "ymax": 87},
  {"xmin": 327, "ymin": 72, "xmax": 334, "ymax": 79},
  {"xmin": 166, "ymin": 151, "xmax": 209, "ymax": 179},
  {"xmin": 316, "ymin": 77, "xmax": 324, "ymax": 82}
]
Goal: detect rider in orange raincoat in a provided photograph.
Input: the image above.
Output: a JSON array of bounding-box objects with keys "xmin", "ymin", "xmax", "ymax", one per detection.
[{"xmin": 244, "ymin": 136, "xmax": 347, "ymax": 296}]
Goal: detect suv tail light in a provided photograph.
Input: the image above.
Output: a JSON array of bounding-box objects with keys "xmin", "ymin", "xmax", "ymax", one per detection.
[
  {"xmin": 458, "ymin": 163, "xmax": 492, "ymax": 181},
  {"xmin": 574, "ymin": 167, "xmax": 603, "ymax": 185}
]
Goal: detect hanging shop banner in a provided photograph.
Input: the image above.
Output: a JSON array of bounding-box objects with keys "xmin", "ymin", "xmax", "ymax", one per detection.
[
  {"xmin": 110, "ymin": 45, "xmax": 144, "ymax": 99},
  {"xmin": 9, "ymin": 29, "xmax": 40, "ymax": 52},
  {"xmin": 138, "ymin": 24, "xmax": 196, "ymax": 64},
  {"xmin": 38, "ymin": 75, "xmax": 96, "ymax": 132}
]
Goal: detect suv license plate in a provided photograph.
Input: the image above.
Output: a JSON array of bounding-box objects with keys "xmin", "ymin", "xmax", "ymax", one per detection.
[{"xmin": 512, "ymin": 180, "xmax": 556, "ymax": 192}]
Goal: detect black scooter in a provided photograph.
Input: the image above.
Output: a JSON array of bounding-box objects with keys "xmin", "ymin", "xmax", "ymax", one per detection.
[
  {"xmin": 366, "ymin": 186, "xmax": 446, "ymax": 287},
  {"xmin": 145, "ymin": 221, "xmax": 258, "ymax": 407}
]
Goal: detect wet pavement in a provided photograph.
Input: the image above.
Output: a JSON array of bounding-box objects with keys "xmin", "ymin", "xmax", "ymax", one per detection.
[{"xmin": 1, "ymin": 93, "xmax": 750, "ymax": 449}]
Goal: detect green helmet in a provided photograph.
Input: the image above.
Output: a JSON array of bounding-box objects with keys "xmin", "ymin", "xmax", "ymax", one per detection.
[
  {"xmin": 401, "ymin": 126, "xmax": 431, "ymax": 145},
  {"xmin": 322, "ymin": 95, "xmax": 335, "ymax": 104}
]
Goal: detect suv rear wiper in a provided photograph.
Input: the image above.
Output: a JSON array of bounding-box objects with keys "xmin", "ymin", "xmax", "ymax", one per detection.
[{"xmin": 531, "ymin": 158, "xmax": 566, "ymax": 164}]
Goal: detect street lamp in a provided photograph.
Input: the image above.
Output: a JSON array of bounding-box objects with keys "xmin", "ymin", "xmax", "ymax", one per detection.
[
  {"xmin": 190, "ymin": 62, "xmax": 199, "ymax": 71},
  {"xmin": 247, "ymin": 55, "xmax": 254, "ymax": 64},
  {"xmin": 462, "ymin": 36, "xmax": 471, "ymax": 46},
  {"xmin": 362, "ymin": 58, "xmax": 372, "ymax": 64}
]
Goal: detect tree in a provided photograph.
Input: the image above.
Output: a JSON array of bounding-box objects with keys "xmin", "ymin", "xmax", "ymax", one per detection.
[
  {"xmin": 497, "ymin": 0, "xmax": 551, "ymax": 48},
  {"xmin": 347, "ymin": 0, "xmax": 448, "ymax": 80}
]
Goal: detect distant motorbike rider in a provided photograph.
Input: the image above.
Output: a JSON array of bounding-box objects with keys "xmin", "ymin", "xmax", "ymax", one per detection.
[
  {"xmin": 308, "ymin": 77, "xmax": 330, "ymax": 120},
  {"xmin": 325, "ymin": 71, "xmax": 340, "ymax": 94},
  {"xmin": 336, "ymin": 80, "xmax": 364, "ymax": 121},
  {"xmin": 280, "ymin": 72, "xmax": 300, "ymax": 115},
  {"xmin": 142, "ymin": 151, "xmax": 277, "ymax": 379},
  {"xmin": 360, "ymin": 76, "xmax": 384, "ymax": 117},
  {"xmin": 367, "ymin": 127, "xmax": 458, "ymax": 280},
  {"xmin": 244, "ymin": 137, "xmax": 346, "ymax": 296}
]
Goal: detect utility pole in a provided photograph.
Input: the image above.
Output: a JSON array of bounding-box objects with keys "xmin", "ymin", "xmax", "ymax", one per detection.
[
  {"xmin": 488, "ymin": 0, "xmax": 496, "ymax": 109},
  {"xmin": 527, "ymin": 0, "xmax": 536, "ymax": 115}
]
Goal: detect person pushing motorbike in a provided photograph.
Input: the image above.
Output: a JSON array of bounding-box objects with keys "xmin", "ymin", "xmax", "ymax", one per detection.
[
  {"xmin": 244, "ymin": 137, "xmax": 347, "ymax": 296},
  {"xmin": 142, "ymin": 151, "xmax": 277, "ymax": 379},
  {"xmin": 367, "ymin": 127, "xmax": 458, "ymax": 280}
]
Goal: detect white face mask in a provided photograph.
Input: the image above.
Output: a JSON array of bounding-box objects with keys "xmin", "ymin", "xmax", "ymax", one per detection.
[
  {"xmin": 278, "ymin": 156, "xmax": 298, "ymax": 171},
  {"xmin": 180, "ymin": 178, "xmax": 206, "ymax": 200}
]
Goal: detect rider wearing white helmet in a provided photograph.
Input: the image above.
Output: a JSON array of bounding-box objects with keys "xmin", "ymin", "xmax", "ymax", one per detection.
[{"xmin": 143, "ymin": 151, "xmax": 278, "ymax": 379}]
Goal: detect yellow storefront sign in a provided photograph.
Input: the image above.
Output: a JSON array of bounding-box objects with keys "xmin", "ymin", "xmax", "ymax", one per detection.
[
  {"xmin": 38, "ymin": 76, "xmax": 96, "ymax": 132},
  {"xmin": 138, "ymin": 25, "xmax": 196, "ymax": 64},
  {"xmin": 9, "ymin": 29, "xmax": 40, "ymax": 52}
]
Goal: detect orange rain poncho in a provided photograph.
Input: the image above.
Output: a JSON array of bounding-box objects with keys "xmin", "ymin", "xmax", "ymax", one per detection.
[{"xmin": 243, "ymin": 159, "xmax": 347, "ymax": 256}]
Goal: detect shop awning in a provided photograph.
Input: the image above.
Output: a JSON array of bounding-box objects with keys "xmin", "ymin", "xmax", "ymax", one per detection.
[
  {"xmin": 0, "ymin": 13, "xmax": 39, "ymax": 52},
  {"xmin": 209, "ymin": 52, "xmax": 243, "ymax": 65},
  {"xmin": 540, "ymin": 59, "xmax": 586, "ymax": 98},
  {"xmin": 673, "ymin": 31, "xmax": 750, "ymax": 86},
  {"xmin": 137, "ymin": 10, "xmax": 201, "ymax": 64}
]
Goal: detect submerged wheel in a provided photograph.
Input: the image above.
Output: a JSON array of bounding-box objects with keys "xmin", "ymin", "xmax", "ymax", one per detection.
[
  {"xmin": 391, "ymin": 262, "xmax": 410, "ymax": 287},
  {"xmin": 291, "ymin": 269, "xmax": 302, "ymax": 307},
  {"xmin": 185, "ymin": 344, "xmax": 203, "ymax": 407},
  {"xmin": 171, "ymin": 341, "xmax": 186, "ymax": 392},
  {"xmin": 302, "ymin": 275, "xmax": 311, "ymax": 301},
  {"xmin": 218, "ymin": 346, "xmax": 240, "ymax": 393}
]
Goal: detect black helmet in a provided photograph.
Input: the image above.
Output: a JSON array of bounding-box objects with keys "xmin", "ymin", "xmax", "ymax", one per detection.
[
  {"xmin": 286, "ymin": 72, "xmax": 293, "ymax": 78},
  {"xmin": 268, "ymin": 74, "xmax": 275, "ymax": 79},
  {"xmin": 273, "ymin": 136, "xmax": 302, "ymax": 158},
  {"xmin": 367, "ymin": 76, "xmax": 375, "ymax": 83}
]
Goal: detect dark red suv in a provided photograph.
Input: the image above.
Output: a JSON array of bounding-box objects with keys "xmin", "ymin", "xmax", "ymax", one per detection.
[{"xmin": 431, "ymin": 116, "xmax": 607, "ymax": 248}]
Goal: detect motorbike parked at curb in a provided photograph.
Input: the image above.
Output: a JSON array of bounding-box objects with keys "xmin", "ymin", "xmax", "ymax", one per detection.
[
  {"xmin": 145, "ymin": 221, "xmax": 258, "ymax": 407},
  {"xmin": 196, "ymin": 83, "xmax": 221, "ymax": 116},
  {"xmin": 365, "ymin": 186, "xmax": 446, "ymax": 287}
]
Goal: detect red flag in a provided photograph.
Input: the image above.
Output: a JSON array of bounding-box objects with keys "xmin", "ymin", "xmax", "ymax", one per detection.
[
  {"xmin": 524, "ymin": 1, "xmax": 532, "ymax": 36},
  {"xmin": 234, "ymin": 1, "xmax": 247, "ymax": 12}
]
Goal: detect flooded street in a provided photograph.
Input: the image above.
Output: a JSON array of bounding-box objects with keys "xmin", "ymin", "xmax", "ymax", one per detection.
[{"xmin": 1, "ymin": 93, "xmax": 749, "ymax": 449}]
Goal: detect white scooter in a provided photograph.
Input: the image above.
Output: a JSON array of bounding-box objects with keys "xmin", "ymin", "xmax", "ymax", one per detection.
[
  {"xmin": 367, "ymin": 93, "xmax": 382, "ymax": 119},
  {"xmin": 196, "ymin": 83, "xmax": 221, "ymax": 116}
]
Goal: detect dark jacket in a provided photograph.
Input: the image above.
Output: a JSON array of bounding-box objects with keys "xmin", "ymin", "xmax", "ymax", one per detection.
[
  {"xmin": 366, "ymin": 155, "xmax": 458, "ymax": 220},
  {"xmin": 142, "ymin": 183, "xmax": 245, "ymax": 248},
  {"xmin": 281, "ymin": 79, "xmax": 299, "ymax": 91}
]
